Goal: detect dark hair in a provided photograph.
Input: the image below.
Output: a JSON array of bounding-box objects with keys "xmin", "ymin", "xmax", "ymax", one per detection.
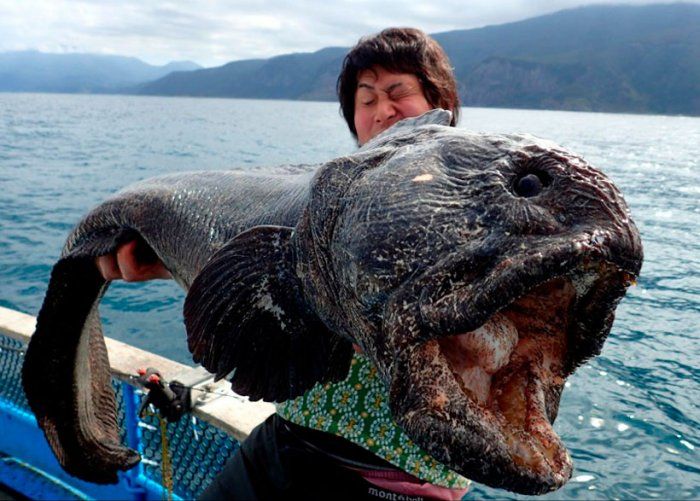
[{"xmin": 337, "ymin": 27, "xmax": 460, "ymax": 138}]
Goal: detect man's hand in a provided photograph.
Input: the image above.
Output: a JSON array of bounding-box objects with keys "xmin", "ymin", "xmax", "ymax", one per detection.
[{"xmin": 95, "ymin": 240, "xmax": 172, "ymax": 282}]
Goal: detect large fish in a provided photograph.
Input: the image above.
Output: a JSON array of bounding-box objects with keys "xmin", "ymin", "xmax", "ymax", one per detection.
[{"xmin": 22, "ymin": 110, "xmax": 642, "ymax": 495}]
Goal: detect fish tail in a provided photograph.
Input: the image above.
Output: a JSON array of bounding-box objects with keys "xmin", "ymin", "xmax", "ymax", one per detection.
[{"xmin": 22, "ymin": 255, "xmax": 140, "ymax": 484}]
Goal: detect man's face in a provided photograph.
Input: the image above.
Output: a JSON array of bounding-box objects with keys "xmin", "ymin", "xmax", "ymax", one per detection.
[{"xmin": 353, "ymin": 65, "xmax": 432, "ymax": 145}]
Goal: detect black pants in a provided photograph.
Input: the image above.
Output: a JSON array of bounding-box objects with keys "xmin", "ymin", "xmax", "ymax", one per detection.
[{"xmin": 200, "ymin": 414, "xmax": 432, "ymax": 501}]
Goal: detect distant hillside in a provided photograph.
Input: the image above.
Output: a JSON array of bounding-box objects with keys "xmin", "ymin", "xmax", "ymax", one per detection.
[
  {"xmin": 138, "ymin": 3, "xmax": 700, "ymax": 116},
  {"xmin": 0, "ymin": 51, "xmax": 201, "ymax": 93},
  {"xmin": 136, "ymin": 47, "xmax": 346, "ymax": 101},
  {"xmin": 432, "ymin": 3, "xmax": 700, "ymax": 115}
]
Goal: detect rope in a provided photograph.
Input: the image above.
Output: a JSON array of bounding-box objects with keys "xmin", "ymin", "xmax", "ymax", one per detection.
[
  {"xmin": 127, "ymin": 374, "xmax": 247, "ymax": 403},
  {"xmin": 143, "ymin": 409, "xmax": 174, "ymax": 501},
  {"xmin": 159, "ymin": 416, "xmax": 174, "ymax": 501},
  {"xmin": 0, "ymin": 343, "xmax": 244, "ymax": 402}
]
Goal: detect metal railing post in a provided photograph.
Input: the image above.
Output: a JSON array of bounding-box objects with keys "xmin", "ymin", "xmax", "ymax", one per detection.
[{"xmin": 122, "ymin": 382, "xmax": 147, "ymax": 501}]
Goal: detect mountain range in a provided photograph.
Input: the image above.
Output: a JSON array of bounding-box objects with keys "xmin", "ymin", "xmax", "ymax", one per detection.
[
  {"xmin": 137, "ymin": 3, "xmax": 700, "ymax": 116},
  {"xmin": 0, "ymin": 51, "xmax": 200, "ymax": 93},
  {"xmin": 2, "ymin": 3, "xmax": 698, "ymax": 115}
]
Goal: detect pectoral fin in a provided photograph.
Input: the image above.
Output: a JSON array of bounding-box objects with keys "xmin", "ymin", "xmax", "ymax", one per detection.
[{"xmin": 184, "ymin": 226, "xmax": 352, "ymax": 402}]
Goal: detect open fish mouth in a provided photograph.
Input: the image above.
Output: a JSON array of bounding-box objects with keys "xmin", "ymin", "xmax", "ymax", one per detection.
[
  {"xmin": 385, "ymin": 235, "xmax": 639, "ymax": 494},
  {"xmin": 435, "ymin": 277, "xmax": 577, "ymax": 492}
]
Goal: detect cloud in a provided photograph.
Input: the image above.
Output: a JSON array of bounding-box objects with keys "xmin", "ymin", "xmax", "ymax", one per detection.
[{"xmin": 0, "ymin": 0, "xmax": 696, "ymax": 67}]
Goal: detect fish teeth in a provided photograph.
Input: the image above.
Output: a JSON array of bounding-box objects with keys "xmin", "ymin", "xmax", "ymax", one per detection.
[
  {"xmin": 456, "ymin": 365, "xmax": 491, "ymax": 404},
  {"xmin": 440, "ymin": 313, "xmax": 519, "ymax": 374}
]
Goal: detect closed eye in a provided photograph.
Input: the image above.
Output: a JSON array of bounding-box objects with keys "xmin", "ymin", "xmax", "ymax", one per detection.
[
  {"xmin": 389, "ymin": 90, "xmax": 411, "ymax": 100},
  {"xmin": 388, "ymin": 85, "xmax": 420, "ymax": 101}
]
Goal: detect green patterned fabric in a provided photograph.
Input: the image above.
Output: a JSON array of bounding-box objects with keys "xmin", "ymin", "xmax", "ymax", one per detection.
[{"xmin": 277, "ymin": 354, "xmax": 470, "ymax": 488}]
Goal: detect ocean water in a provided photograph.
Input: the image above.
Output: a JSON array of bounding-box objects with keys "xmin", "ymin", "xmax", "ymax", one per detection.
[{"xmin": 0, "ymin": 93, "xmax": 698, "ymax": 499}]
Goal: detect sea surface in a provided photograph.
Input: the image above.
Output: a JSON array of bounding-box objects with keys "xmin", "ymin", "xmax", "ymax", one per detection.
[{"xmin": 0, "ymin": 93, "xmax": 698, "ymax": 499}]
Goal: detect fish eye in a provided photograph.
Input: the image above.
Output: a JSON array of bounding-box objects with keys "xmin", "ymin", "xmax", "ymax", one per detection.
[{"xmin": 513, "ymin": 171, "xmax": 551, "ymax": 198}]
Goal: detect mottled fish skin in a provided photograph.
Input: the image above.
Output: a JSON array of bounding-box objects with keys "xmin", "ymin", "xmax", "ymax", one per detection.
[
  {"xmin": 293, "ymin": 121, "xmax": 642, "ymax": 494},
  {"xmin": 22, "ymin": 170, "xmax": 317, "ymax": 483},
  {"xmin": 23, "ymin": 110, "xmax": 642, "ymax": 494},
  {"xmin": 64, "ymin": 170, "xmax": 314, "ymax": 287}
]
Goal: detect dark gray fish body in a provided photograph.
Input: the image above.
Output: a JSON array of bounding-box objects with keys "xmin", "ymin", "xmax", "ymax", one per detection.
[
  {"xmin": 22, "ymin": 170, "xmax": 314, "ymax": 483},
  {"xmin": 64, "ymin": 170, "xmax": 312, "ymax": 287},
  {"xmin": 23, "ymin": 110, "xmax": 643, "ymax": 494}
]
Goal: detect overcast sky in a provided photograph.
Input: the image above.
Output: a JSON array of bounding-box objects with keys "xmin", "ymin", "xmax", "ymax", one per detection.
[{"xmin": 0, "ymin": 0, "xmax": 696, "ymax": 67}]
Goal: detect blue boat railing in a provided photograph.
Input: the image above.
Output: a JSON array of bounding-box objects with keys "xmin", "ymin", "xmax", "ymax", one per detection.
[{"xmin": 0, "ymin": 305, "xmax": 275, "ymax": 500}]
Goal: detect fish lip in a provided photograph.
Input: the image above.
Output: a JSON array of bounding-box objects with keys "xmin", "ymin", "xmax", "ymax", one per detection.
[{"xmin": 416, "ymin": 231, "xmax": 641, "ymax": 370}]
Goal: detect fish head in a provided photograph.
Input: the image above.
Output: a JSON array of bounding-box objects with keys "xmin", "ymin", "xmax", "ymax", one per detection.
[{"xmin": 295, "ymin": 117, "xmax": 643, "ymax": 494}]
